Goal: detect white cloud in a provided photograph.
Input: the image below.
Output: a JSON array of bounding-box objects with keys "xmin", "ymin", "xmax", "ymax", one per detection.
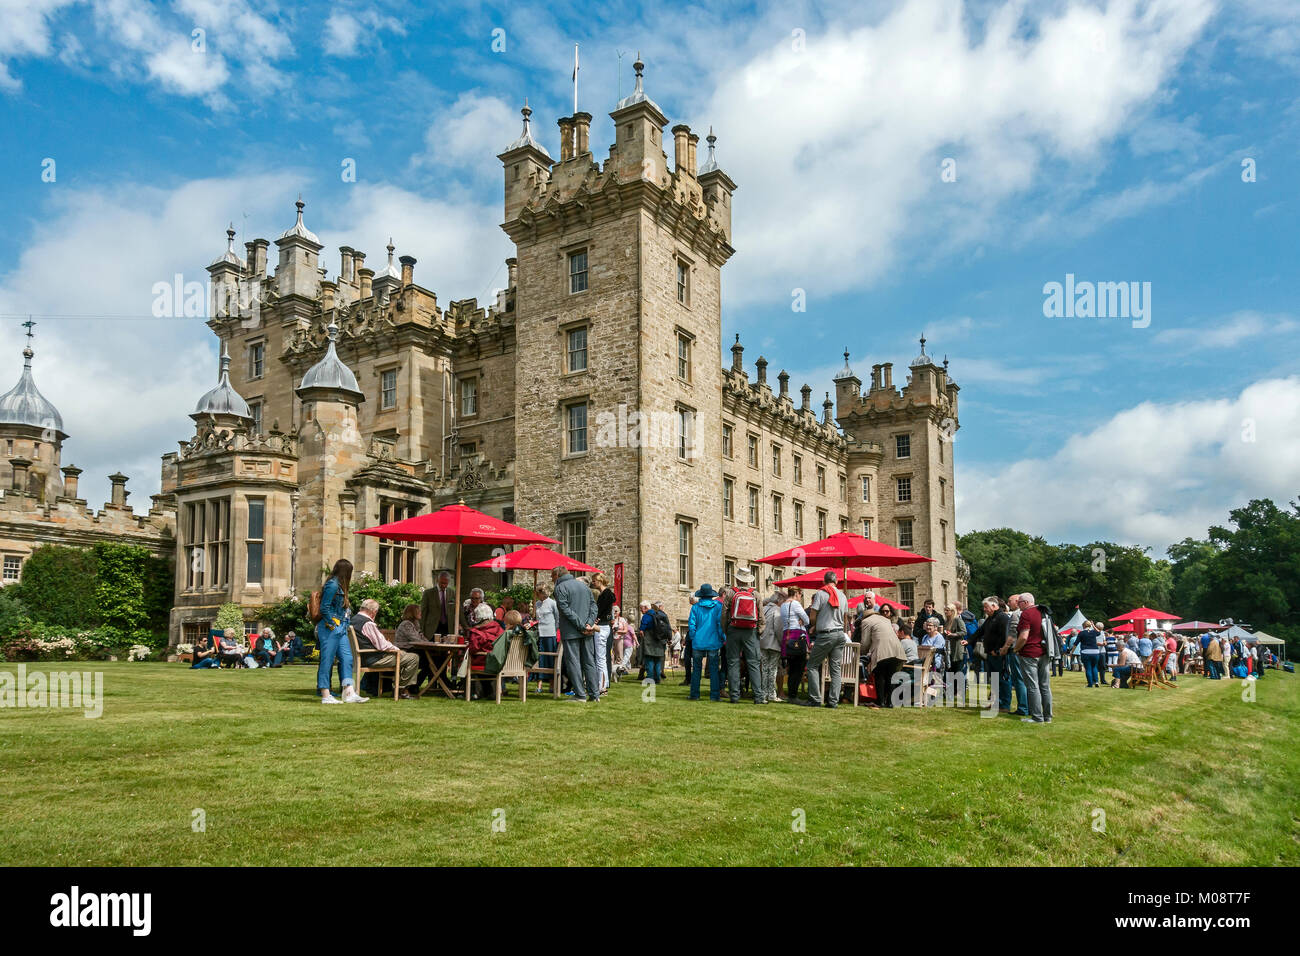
[
  {"xmin": 322, "ymin": 5, "xmax": 405, "ymax": 58},
  {"xmin": 416, "ymin": 92, "xmax": 518, "ymax": 175},
  {"xmin": 956, "ymin": 376, "xmax": 1300, "ymax": 550},
  {"xmin": 692, "ymin": 0, "xmax": 1217, "ymax": 305},
  {"xmin": 1153, "ymin": 310, "xmax": 1300, "ymax": 350}
]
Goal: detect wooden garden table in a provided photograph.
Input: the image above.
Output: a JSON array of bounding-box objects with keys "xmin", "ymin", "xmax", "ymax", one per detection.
[{"xmin": 405, "ymin": 640, "xmax": 465, "ymax": 698}]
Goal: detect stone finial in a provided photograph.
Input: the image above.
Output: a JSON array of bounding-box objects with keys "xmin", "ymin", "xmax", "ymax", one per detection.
[{"xmin": 822, "ymin": 391, "xmax": 834, "ymax": 424}]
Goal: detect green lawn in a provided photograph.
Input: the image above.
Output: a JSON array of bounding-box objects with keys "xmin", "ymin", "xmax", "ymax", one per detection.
[{"xmin": 1, "ymin": 661, "xmax": 1296, "ymax": 866}]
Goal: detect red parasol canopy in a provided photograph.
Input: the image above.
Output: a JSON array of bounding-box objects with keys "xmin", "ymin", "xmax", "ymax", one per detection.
[
  {"xmin": 356, "ymin": 502, "xmax": 559, "ymax": 546},
  {"xmin": 470, "ymin": 543, "xmax": 599, "ymax": 574},
  {"xmin": 757, "ymin": 532, "xmax": 933, "ymax": 570},
  {"xmin": 774, "ymin": 568, "xmax": 896, "ymax": 589},
  {"xmin": 848, "ymin": 595, "xmax": 911, "ymax": 611},
  {"xmin": 1111, "ymin": 622, "xmax": 1136, "ymax": 633},
  {"xmin": 355, "ymin": 501, "xmax": 559, "ymax": 636},
  {"xmin": 1171, "ymin": 620, "xmax": 1220, "ymax": 631},
  {"xmin": 1109, "ymin": 607, "xmax": 1180, "ymax": 622}
]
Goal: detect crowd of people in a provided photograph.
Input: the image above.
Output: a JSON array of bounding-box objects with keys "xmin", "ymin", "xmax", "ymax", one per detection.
[{"xmin": 217, "ymin": 555, "xmax": 1273, "ymax": 712}]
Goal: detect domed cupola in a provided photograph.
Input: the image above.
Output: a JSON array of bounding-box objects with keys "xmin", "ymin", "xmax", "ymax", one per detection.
[
  {"xmin": 910, "ymin": 334, "xmax": 935, "ymax": 368},
  {"xmin": 0, "ymin": 324, "xmax": 67, "ymax": 440},
  {"xmin": 192, "ymin": 343, "xmax": 253, "ymax": 425},
  {"xmin": 296, "ymin": 320, "xmax": 364, "ymax": 404}
]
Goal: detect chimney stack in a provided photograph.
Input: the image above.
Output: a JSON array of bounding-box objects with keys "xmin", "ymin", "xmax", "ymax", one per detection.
[
  {"xmin": 60, "ymin": 464, "xmax": 82, "ymax": 499},
  {"xmin": 870, "ymin": 364, "xmax": 882, "ymax": 390},
  {"xmin": 778, "ymin": 369, "xmax": 790, "ymax": 399},
  {"xmin": 573, "ymin": 112, "xmax": 591, "ymax": 155},
  {"xmin": 800, "ymin": 384, "xmax": 812, "ymax": 412},
  {"xmin": 339, "ymin": 246, "xmax": 354, "ymax": 283},
  {"xmin": 822, "ymin": 393, "xmax": 834, "ymax": 425},
  {"xmin": 755, "ymin": 356, "xmax": 768, "ymax": 387},
  {"xmin": 882, "ymin": 362, "xmax": 893, "ymax": 389},
  {"xmin": 321, "ymin": 279, "xmax": 337, "ymax": 311},
  {"xmin": 244, "ymin": 241, "xmax": 256, "ymax": 271},
  {"xmin": 108, "ymin": 472, "xmax": 129, "ymax": 508},
  {"xmin": 399, "ymin": 255, "xmax": 416, "ymax": 288},
  {"xmin": 10, "ymin": 457, "xmax": 31, "ymax": 493},
  {"xmin": 507, "ymin": 257, "xmax": 518, "ymax": 287},
  {"xmin": 730, "ymin": 333, "xmax": 744, "ymax": 373},
  {"xmin": 250, "ymin": 238, "xmax": 269, "ymax": 276},
  {"xmin": 557, "ymin": 116, "xmax": 575, "ymax": 161},
  {"xmin": 351, "ymin": 250, "xmax": 365, "ymax": 283},
  {"xmin": 687, "ymin": 131, "xmax": 699, "ymax": 175},
  {"xmin": 672, "ymin": 124, "xmax": 690, "ymax": 173}
]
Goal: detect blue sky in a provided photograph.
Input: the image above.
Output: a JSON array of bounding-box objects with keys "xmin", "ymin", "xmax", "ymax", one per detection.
[{"xmin": 0, "ymin": 0, "xmax": 1297, "ymax": 552}]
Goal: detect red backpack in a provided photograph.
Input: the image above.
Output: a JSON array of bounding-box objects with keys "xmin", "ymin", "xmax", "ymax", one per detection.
[{"xmin": 728, "ymin": 588, "xmax": 759, "ymax": 628}]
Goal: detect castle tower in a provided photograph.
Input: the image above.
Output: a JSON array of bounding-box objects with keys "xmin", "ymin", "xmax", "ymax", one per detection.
[
  {"xmin": 501, "ymin": 57, "xmax": 737, "ymax": 615},
  {"xmin": 274, "ymin": 198, "xmax": 323, "ymax": 309},
  {"xmin": 294, "ymin": 319, "xmax": 366, "ymax": 591},
  {"xmin": 0, "ymin": 323, "xmax": 67, "ymax": 503}
]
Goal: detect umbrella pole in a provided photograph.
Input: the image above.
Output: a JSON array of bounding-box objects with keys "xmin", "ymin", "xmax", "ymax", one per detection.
[{"xmin": 453, "ymin": 541, "xmax": 462, "ymax": 639}]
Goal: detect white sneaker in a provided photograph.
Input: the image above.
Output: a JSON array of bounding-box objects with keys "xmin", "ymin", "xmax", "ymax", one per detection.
[
  {"xmin": 342, "ymin": 689, "xmax": 369, "ymax": 703},
  {"xmin": 321, "ymin": 694, "xmax": 343, "ymax": 705}
]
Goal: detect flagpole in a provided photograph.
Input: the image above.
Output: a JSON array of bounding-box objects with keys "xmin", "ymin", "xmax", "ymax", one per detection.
[{"xmin": 573, "ymin": 43, "xmax": 579, "ymax": 113}]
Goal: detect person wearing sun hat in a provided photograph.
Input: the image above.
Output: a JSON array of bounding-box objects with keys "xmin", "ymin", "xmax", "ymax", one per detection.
[{"xmin": 687, "ymin": 582, "xmax": 726, "ymax": 701}]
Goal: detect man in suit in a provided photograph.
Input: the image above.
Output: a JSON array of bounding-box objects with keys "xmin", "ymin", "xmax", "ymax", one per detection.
[
  {"xmin": 420, "ymin": 570, "xmax": 456, "ymax": 640},
  {"xmin": 553, "ymin": 566, "xmax": 599, "ymax": 702}
]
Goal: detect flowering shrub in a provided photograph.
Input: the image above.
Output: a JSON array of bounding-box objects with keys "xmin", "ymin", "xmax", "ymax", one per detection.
[{"xmin": 0, "ymin": 621, "xmax": 166, "ymax": 662}]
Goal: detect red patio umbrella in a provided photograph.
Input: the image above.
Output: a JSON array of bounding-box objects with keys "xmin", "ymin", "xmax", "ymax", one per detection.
[
  {"xmin": 848, "ymin": 594, "xmax": 911, "ymax": 611},
  {"xmin": 356, "ymin": 500, "xmax": 559, "ymax": 637},
  {"xmin": 1111, "ymin": 622, "xmax": 1136, "ymax": 633},
  {"xmin": 470, "ymin": 543, "xmax": 601, "ymax": 592},
  {"xmin": 1110, "ymin": 606, "xmax": 1180, "ymax": 641},
  {"xmin": 773, "ymin": 568, "xmax": 896, "ymax": 590},
  {"xmin": 1171, "ymin": 620, "xmax": 1220, "ymax": 631},
  {"xmin": 757, "ymin": 531, "xmax": 930, "ymax": 605}
]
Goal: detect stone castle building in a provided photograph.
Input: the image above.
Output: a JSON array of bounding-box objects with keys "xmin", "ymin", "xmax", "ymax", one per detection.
[{"xmin": 1, "ymin": 60, "xmax": 968, "ymax": 642}]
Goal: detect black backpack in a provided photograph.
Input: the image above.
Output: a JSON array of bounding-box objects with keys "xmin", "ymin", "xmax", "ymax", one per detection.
[{"xmin": 652, "ymin": 610, "xmax": 672, "ymax": 642}]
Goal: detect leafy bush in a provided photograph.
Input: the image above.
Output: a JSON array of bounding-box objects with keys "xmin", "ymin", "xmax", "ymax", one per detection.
[
  {"xmin": 0, "ymin": 623, "xmax": 142, "ymax": 662},
  {"xmin": 14, "ymin": 545, "xmax": 98, "ymax": 628},
  {"xmin": 213, "ymin": 602, "xmax": 245, "ymax": 634},
  {"xmin": 257, "ymin": 594, "xmax": 312, "ymax": 642},
  {"xmin": 350, "ymin": 574, "xmax": 422, "ymax": 629},
  {"xmin": 486, "ymin": 582, "xmax": 537, "ymax": 613},
  {"xmin": 93, "ymin": 542, "xmax": 150, "ymax": 642},
  {"xmin": 0, "ymin": 587, "xmax": 30, "ymax": 638}
]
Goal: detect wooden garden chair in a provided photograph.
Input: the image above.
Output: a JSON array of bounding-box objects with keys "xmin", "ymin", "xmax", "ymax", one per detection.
[
  {"xmin": 822, "ymin": 639, "xmax": 862, "ymax": 707},
  {"xmin": 465, "ymin": 631, "xmax": 529, "ymax": 703},
  {"xmin": 347, "ymin": 626, "xmax": 402, "ymax": 700},
  {"xmin": 528, "ymin": 639, "xmax": 564, "ymax": 699},
  {"xmin": 1129, "ymin": 650, "xmax": 1162, "ymax": 691}
]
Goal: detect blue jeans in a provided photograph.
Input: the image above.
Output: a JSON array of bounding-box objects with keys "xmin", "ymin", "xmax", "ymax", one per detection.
[
  {"xmin": 1082, "ymin": 651, "xmax": 1100, "ymax": 686},
  {"xmin": 316, "ymin": 622, "xmax": 354, "ymax": 692},
  {"xmin": 1113, "ymin": 664, "xmax": 1133, "ymax": 688},
  {"xmin": 644, "ymin": 656, "xmax": 664, "ymax": 682},
  {"xmin": 255, "ymin": 649, "xmax": 283, "ymax": 668},
  {"xmin": 1004, "ymin": 652, "xmax": 1028, "ymax": 714},
  {"xmin": 191, "ymin": 658, "xmax": 219, "ymax": 669},
  {"xmin": 690, "ymin": 648, "xmax": 721, "ymax": 700}
]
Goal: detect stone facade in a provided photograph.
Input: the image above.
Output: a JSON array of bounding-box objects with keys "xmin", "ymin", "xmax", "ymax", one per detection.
[{"xmin": 1, "ymin": 60, "xmax": 969, "ymax": 643}]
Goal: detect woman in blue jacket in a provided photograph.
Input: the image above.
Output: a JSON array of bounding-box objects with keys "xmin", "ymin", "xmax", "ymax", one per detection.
[{"xmin": 317, "ymin": 559, "xmax": 367, "ymax": 704}]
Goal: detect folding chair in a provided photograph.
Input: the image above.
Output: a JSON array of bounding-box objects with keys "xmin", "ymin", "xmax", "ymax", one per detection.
[
  {"xmin": 347, "ymin": 626, "xmax": 402, "ymax": 700},
  {"xmin": 822, "ymin": 640, "xmax": 861, "ymax": 707}
]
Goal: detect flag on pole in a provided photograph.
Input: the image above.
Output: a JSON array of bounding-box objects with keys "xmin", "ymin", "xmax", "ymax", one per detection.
[{"xmin": 572, "ymin": 43, "xmax": 579, "ymax": 113}]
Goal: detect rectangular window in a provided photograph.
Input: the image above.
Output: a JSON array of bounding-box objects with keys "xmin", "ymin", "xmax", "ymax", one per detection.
[
  {"xmin": 897, "ymin": 477, "xmax": 912, "ymax": 503},
  {"xmin": 896, "ymin": 434, "xmax": 911, "ymax": 459},
  {"xmin": 459, "ymin": 442, "xmax": 477, "ymax": 458},
  {"xmin": 898, "ymin": 581, "xmax": 915, "ymax": 609},
  {"xmin": 380, "ymin": 369, "xmax": 397, "ymax": 409},
  {"xmin": 817, "ymin": 509, "xmax": 827, "ymax": 539},
  {"xmin": 678, "ymin": 520, "xmax": 693, "ymax": 587},
  {"xmin": 722, "ymin": 424, "xmax": 733, "ymax": 459},
  {"xmin": 897, "ymin": 518, "xmax": 913, "ymax": 549},
  {"xmin": 940, "ymin": 519, "xmax": 948, "ymax": 552},
  {"xmin": 377, "ymin": 500, "xmax": 418, "ymax": 584},
  {"xmin": 747, "ymin": 434, "xmax": 759, "ymax": 468},
  {"xmin": 248, "ymin": 401, "xmax": 262, "ymax": 436},
  {"xmin": 722, "ymin": 479, "xmax": 734, "ymax": 519},
  {"xmin": 861, "ymin": 475, "xmax": 871, "ymax": 502},
  {"xmin": 676, "ymin": 260, "xmax": 690, "ymax": 305},
  {"xmin": 677, "ymin": 406, "xmax": 695, "ymax": 461},
  {"xmin": 246, "ymin": 497, "xmax": 265, "ymax": 585},
  {"xmin": 794, "ymin": 501, "xmax": 804, "ymax": 537},
  {"xmin": 772, "ymin": 494, "xmax": 783, "ymax": 533},
  {"xmin": 186, "ymin": 497, "xmax": 231, "ymax": 590},
  {"xmin": 562, "ymin": 516, "xmax": 588, "ymax": 566},
  {"xmin": 771, "ymin": 443, "xmax": 782, "ymax": 477},
  {"xmin": 248, "ymin": 342, "xmax": 264, "ymax": 379},
  {"xmin": 723, "ymin": 559, "xmax": 735, "ymax": 588},
  {"xmin": 460, "ymin": 378, "xmax": 478, "ymax": 417},
  {"xmin": 793, "ymin": 454, "xmax": 802, "ymax": 485},
  {"xmin": 748, "ymin": 486, "xmax": 759, "ymax": 527},
  {"xmin": 939, "ymin": 477, "xmax": 946, "ymax": 505},
  {"xmin": 568, "ymin": 249, "xmax": 588, "ymax": 293},
  {"xmin": 677, "ymin": 333, "xmax": 692, "ymax": 381},
  {"xmin": 939, "ymin": 438, "xmax": 945, "ymax": 464},
  {"xmin": 816, "ymin": 465, "xmax": 826, "ymax": 494},
  {"xmin": 566, "ymin": 326, "xmax": 588, "ymax": 373},
  {"xmin": 862, "ymin": 519, "xmax": 871, "ymax": 539},
  {"xmin": 839, "ymin": 474, "xmax": 847, "ymax": 502},
  {"xmin": 2, "ymin": 555, "xmax": 21, "ymax": 581},
  {"xmin": 566, "ymin": 402, "xmax": 588, "ymax": 455}
]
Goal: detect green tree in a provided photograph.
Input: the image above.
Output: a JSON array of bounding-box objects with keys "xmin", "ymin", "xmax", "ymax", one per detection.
[
  {"xmin": 92, "ymin": 542, "xmax": 150, "ymax": 640},
  {"xmin": 213, "ymin": 602, "xmax": 245, "ymax": 633},
  {"xmin": 349, "ymin": 575, "xmax": 422, "ymax": 628}
]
